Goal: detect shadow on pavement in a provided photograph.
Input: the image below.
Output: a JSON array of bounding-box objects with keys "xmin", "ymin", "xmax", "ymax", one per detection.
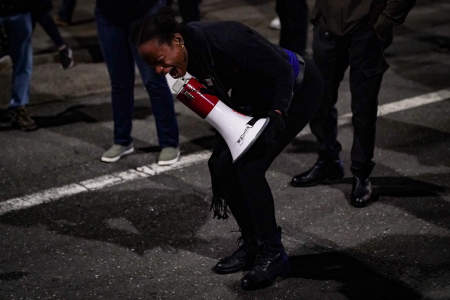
[
  {"xmin": 328, "ymin": 174, "xmax": 450, "ymax": 231},
  {"xmin": 335, "ymin": 175, "xmax": 447, "ymax": 198},
  {"xmin": 31, "ymin": 103, "xmax": 156, "ymax": 128},
  {"xmin": 286, "ymin": 252, "xmax": 422, "ymax": 300},
  {"xmin": 376, "ymin": 117, "xmax": 450, "ymax": 168},
  {"xmin": 0, "ymin": 271, "xmax": 28, "ymax": 281},
  {"xmin": 33, "ymin": 105, "xmax": 98, "ymax": 127},
  {"xmin": 0, "ymin": 188, "xmax": 211, "ymax": 256}
]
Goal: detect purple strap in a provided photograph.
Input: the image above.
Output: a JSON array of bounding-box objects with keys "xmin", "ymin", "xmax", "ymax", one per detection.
[{"xmin": 283, "ymin": 48, "xmax": 300, "ymax": 81}]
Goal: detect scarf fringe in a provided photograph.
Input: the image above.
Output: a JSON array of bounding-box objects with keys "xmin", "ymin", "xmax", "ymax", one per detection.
[{"xmin": 210, "ymin": 195, "xmax": 229, "ymax": 219}]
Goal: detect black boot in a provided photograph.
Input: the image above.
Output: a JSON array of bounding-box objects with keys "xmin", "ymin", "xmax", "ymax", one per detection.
[
  {"xmin": 213, "ymin": 238, "xmax": 256, "ymax": 274},
  {"xmin": 240, "ymin": 229, "xmax": 290, "ymax": 290},
  {"xmin": 291, "ymin": 159, "xmax": 344, "ymax": 187},
  {"xmin": 351, "ymin": 176, "xmax": 373, "ymax": 208}
]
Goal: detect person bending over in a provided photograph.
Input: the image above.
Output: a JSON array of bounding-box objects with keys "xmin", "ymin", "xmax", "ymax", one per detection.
[{"xmin": 132, "ymin": 10, "xmax": 323, "ymax": 290}]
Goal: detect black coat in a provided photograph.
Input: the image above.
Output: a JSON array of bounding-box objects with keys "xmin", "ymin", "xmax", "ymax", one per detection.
[
  {"xmin": 181, "ymin": 21, "xmax": 296, "ymax": 116},
  {"xmin": 312, "ymin": 0, "xmax": 416, "ymax": 36}
]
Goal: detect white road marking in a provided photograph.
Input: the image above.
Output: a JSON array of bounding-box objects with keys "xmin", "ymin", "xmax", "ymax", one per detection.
[
  {"xmin": 0, "ymin": 151, "xmax": 211, "ymax": 215},
  {"xmin": 0, "ymin": 89, "xmax": 449, "ymax": 215}
]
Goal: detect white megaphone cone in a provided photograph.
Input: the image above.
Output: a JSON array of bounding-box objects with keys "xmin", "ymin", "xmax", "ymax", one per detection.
[{"xmin": 168, "ymin": 73, "xmax": 269, "ymax": 162}]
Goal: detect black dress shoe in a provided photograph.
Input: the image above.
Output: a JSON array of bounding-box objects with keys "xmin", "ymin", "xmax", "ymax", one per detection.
[
  {"xmin": 291, "ymin": 159, "xmax": 344, "ymax": 187},
  {"xmin": 213, "ymin": 243, "xmax": 256, "ymax": 274},
  {"xmin": 351, "ymin": 176, "xmax": 373, "ymax": 208},
  {"xmin": 241, "ymin": 244, "xmax": 290, "ymax": 290}
]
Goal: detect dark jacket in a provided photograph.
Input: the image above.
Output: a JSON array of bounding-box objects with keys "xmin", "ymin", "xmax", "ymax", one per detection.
[
  {"xmin": 312, "ymin": 0, "xmax": 416, "ymax": 39},
  {"xmin": 0, "ymin": 0, "xmax": 30, "ymax": 17},
  {"xmin": 181, "ymin": 21, "xmax": 296, "ymax": 116},
  {"xmin": 95, "ymin": 0, "xmax": 159, "ymax": 25}
]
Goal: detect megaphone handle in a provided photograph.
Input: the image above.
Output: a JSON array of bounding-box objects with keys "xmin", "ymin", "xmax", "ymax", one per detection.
[{"xmin": 247, "ymin": 116, "xmax": 269, "ymax": 127}]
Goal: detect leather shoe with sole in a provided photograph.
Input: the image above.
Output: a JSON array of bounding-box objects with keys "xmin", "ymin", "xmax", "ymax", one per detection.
[
  {"xmin": 240, "ymin": 245, "xmax": 290, "ymax": 290},
  {"xmin": 213, "ymin": 243, "xmax": 256, "ymax": 274},
  {"xmin": 351, "ymin": 176, "xmax": 374, "ymax": 208},
  {"xmin": 291, "ymin": 159, "xmax": 344, "ymax": 187}
]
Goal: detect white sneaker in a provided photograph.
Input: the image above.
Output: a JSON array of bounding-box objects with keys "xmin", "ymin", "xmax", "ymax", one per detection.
[
  {"xmin": 269, "ymin": 17, "xmax": 281, "ymax": 30},
  {"xmin": 101, "ymin": 143, "xmax": 134, "ymax": 163}
]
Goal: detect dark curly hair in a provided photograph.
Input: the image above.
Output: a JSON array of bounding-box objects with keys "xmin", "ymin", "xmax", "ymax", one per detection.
[{"xmin": 131, "ymin": 7, "xmax": 182, "ymax": 46}]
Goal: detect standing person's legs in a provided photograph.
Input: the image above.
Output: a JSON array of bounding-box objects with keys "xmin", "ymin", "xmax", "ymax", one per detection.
[
  {"xmin": 2, "ymin": 13, "xmax": 37, "ymax": 131},
  {"xmin": 96, "ymin": 12, "xmax": 136, "ymax": 161},
  {"xmin": 291, "ymin": 27, "xmax": 348, "ymax": 187},
  {"xmin": 310, "ymin": 28, "xmax": 349, "ymax": 161},
  {"xmin": 31, "ymin": 0, "xmax": 74, "ymax": 69},
  {"xmin": 36, "ymin": 11, "xmax": 65, "ymax": 48},
  {"xmin": 4, "ymin": 13, "xmax": 33, "ymax": 109},
  {"xmin": 58, "ymin": 0, "xmax": 77, "ymax": 24},
  {"xmin": 134, "ymin": 47, "xmax": 179, "ymax": 150},
  {"xmin": 177, "ymin": 0, "xmax": 200, "ymax": 23},
  {"xmin": 34, "ymin": 7, "xmax": 74, "ymax": 69},
  {"xmin": 348, "ymin": 24, "xmax": 387, "ymax": 176},
  {"xmin": 276, "ymin": 0, "xmax": 308, "ymax": 55},
  {"xmin": 347, "ymin": 23, "xmax": 388, "ymax": 207}
]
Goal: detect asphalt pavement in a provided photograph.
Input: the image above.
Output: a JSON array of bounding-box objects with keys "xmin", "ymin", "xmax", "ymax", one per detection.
[{"xmin": 0, "ymin": 0, "xmax": 449, "ymax": 299}]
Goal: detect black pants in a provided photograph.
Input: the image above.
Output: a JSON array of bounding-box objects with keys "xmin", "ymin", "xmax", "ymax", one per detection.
[
  {"xmin": 166, "ymin": 0, "xmax": 200, "ymax": 23},
  {"xmin": 31, "ymin": 1, "xmax": 65, "ymax": 48},
  {"xmin": 178, "ymin": 0, "xmax": 200, "ymax": 23},
  {"xmin": 276, "ymin": 0, "xmax": 308, "ymax": 55},
  {"xmin": 311, "ymin": 23, "xmax": 389, "ymax": 177},
  {"xmin": 208, "ymin": 59, "xmax": 323, "ymax": 241}
]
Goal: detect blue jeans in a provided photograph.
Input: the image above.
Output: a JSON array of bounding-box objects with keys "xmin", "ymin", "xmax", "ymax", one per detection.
[
  {"xmin": 95, "ymin": 11, "xmax": 179, "ymax": 148},
  {"xmin": 0, "ymin": 13, "xmax": 33, "ymax": 108}
]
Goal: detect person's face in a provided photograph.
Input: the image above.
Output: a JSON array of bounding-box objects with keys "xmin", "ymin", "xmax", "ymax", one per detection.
[{"xmin": 138, "ymin": 33, "xmax": 188, "ymax": 78}]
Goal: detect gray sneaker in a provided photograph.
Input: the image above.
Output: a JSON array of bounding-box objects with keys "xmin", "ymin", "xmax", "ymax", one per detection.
[
  {"xmin": 158, "ymin": 147, "xmax": 180, "ymax": 166},
  {"xmin": 101, "ymin": 143, "xmax": 134, "ymax": 163}
]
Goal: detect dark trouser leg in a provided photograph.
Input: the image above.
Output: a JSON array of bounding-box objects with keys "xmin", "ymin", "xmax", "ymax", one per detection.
[
  {"xmin": 36, "ymin": 12, "xmax": 65, "ymax": 48},
  {"xmin": 178, "ymin": 0, "xmax": 200, "ymax": 23},
  {"xmin": 58, "ymin": 0, "xmax": 77, "ymax": 23},
  {"xmin": 276, "ymin": 0, "xmax": 308, "ymax": 55},
  {"xmin": 283, "ymin": 58, "xmax": 324, "ymax": 144},
  {"xmin": 310, "ymin": 27, "xmax": 349, "ymax": 161},
  {"xmin": 232, "ymin": 58, "xmax": 323, "ymax": 240},
  {"xmin": 348, "ymin": 24, "xmax": 388, "ymax": 178},
  {"xmin": 240, "ymin": 59, "xmax": 324, "ymax": 290},
  {"xmin": 96, "ymin": 12, "xmax": 135, "ymax": 146}
]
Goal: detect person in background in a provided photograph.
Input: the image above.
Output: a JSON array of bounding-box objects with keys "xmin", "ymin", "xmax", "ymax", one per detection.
[
  {"xmin": 291, "ymin": 0, "xmax": 416, "ymax": 207},
  {"xmin": 31, "ymin": 0, "xmax": 74, "ymax": 69},
  {"xmin": 132, "ymin": 9, "xmax": 324, "ymax": 290},
  {"xmin": 0, "ymin": 0, "xmax": 37, "ymax": 131},
  {"xmin": 55, "ymin": 0, "xmax": 77, "ymax": 27},
  {"xmin": 166, "ymin": 0, "xmax": 201, "ymax": 24},
  {"xmin": 275, "ymin": 0, "xmax": 309, "ymax": 55},
  {"xmin": 95, "ymin": 0, "xmax": 180, "ymax": 165}
]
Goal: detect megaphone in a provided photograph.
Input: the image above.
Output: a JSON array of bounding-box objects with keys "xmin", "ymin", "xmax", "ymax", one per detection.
[{"xmin": 170, "ymin": 74, "xmax": 269, "ymax": 162}]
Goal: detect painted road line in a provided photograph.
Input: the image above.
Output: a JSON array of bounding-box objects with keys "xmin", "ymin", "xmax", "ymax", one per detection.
[
  {"xmin": 297, "ymin": 88, "xmax": 450, "ymax": 136},
  {"xmin": 0, "ymin": 89, "xmax": 449, "ymax": 215},
  {"xmin": 338, "ymin": 88, "xmax": 450, "ymax": 125},
  {"xmin": 0, "ymin": 150, "xmax": 211, "ymax": 215}
]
